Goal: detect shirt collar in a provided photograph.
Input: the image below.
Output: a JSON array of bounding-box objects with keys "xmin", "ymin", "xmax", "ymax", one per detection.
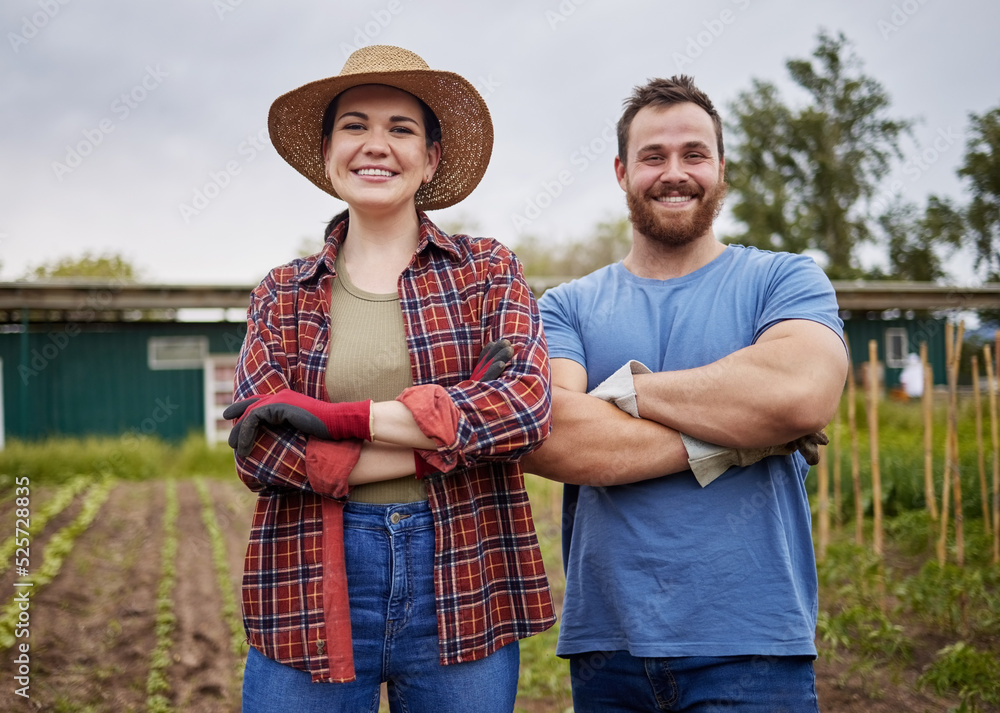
[{"xmin": 294, "ymin": 210, "xmax": 461, "ymax": 285}]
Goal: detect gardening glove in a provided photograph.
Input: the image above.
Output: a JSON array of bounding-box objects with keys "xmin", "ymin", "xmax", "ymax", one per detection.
[
  {"xmin": 224, "ymin": 390, "xmax": 372, "ymax": 457},
  {"xmin": 470, "ymin": 338, "xmax": 514, "ymax": 381},
  {"xmin": 589, "ymin": 359, "xmax": 652, "ymax": 417},
  {"xmin": 413, "ymin": 339, "xmax": 514, "ymax": 479},
  {"xmin": 681, "ymin": 429, "xmax": 829, "ymax": 487}
]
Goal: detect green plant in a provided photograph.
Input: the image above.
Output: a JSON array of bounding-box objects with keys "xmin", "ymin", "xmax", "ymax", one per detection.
[
  {"xmin": 145, "ymin": 479, "xmax": 178, "ymax": 713},
  {"xmin": 0, "ymin": 476, "xmax": 89, "ymax": 576},
  {"xmin": 899, "ymin": 561, "xmax": 1000, "ymax": 637},
  {"xmin": 0, "ymin": 478, "xmax": 114, "ymax": 650},
  {"xmin": 919, "ymin": 641, "xmax": 1000, "ymax": 712},
  {"xmin": 816, "ymin": 604, "xmax": 912, "ymax": 695},
  {"xmin": 194, "ymin": 478, "xmax": 247, "ymax": 679}
]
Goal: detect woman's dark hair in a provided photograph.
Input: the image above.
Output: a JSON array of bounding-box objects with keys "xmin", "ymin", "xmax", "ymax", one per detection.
[{"xmin": 320, "ymin": 87, "xmax": 442, "ymax": 150}]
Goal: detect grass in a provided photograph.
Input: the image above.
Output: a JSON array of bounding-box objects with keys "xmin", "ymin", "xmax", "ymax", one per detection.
[{"xmin": 0, "ymin": 432, "xmax": 235, "ymax": 485}]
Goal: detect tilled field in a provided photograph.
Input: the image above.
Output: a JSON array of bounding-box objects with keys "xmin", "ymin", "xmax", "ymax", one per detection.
[
  {"xmin": 3, "ymin": 478, "xmax": 252, "ymax": 712},
  {"xmin": 0, "ymin": 477, "xmax": 971, "ymax": 712}
]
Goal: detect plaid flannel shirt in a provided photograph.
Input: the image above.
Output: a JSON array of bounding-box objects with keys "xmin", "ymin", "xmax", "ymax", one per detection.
[{"xmin": 233, "ymin": 212, "xmax": 555, "ymax": 681}]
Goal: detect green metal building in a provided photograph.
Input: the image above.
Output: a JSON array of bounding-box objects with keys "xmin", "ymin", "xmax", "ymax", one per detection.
[{"xmin": 1, "ymin": 282, "xmax": 250, "ymax": 444}]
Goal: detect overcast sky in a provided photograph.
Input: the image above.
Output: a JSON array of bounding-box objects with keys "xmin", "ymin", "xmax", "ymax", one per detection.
[{"xmin": 2, "ymin": 0, "xmax": 998, "ymax": 287}]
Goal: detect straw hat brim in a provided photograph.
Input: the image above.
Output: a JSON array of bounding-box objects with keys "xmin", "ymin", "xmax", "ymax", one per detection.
[{"xmin": 268, "ymin": 68, "xmax": 493, "ymax": 211}]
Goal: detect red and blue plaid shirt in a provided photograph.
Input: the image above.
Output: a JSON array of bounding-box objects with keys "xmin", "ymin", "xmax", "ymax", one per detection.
[{"xmin": 233, "ymin": 212, "xmax": 555, "ymax": 681}]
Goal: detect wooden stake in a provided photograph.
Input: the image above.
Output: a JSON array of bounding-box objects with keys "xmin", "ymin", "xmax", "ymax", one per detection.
[
  {"xmin": 984, "ymin": 344, "xmax": 999, "ymax": 564},
  {"xmin": 817, "ymin": 441, "xmax": 829, "ymax": 562},
  {"xmin": 868, "ymin": 339, "xmax": 883, "ymax": 557},
  {"xmin": 921, "ymin": 342, "xmax": 937, "ymax": 521},
  {"xmin": 951, "ymin": 322, "xmax": 965, "ymax": 567},
  {"xmin": 938, "ymin": 322, "xmax": 954, "ymax": 566},
  {"xmin": 846, "ymin": 335, "xmax": 863, "ymax": 545},
  {"xmin": 833, "ymin": 400, "xmax": 843, "ymax": 531},
  {"xmin": 973, "ymin": 356, "xmax": 991, "ymax": 537}
]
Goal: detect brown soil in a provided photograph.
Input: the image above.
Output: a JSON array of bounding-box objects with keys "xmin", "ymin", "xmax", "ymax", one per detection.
[{"xmin": 3, "ymin": 477, "xmax": 991, "ymax": 712}]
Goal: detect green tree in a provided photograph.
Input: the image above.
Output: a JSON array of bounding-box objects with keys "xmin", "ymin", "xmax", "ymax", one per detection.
[
  {"xmin": 872, "ymin": 195, "xmax": 964, "ymax": 282},
  {"xmin": 24, "ymin": 251, "xmax": 140, "ymax": 281},
  {"xmin": 725, "ymin": 30, "xmax": 911, "ymax": 278},
  {"xmin": 957, "ymin": 106, "xmax": 1000, "ymax": 281}
]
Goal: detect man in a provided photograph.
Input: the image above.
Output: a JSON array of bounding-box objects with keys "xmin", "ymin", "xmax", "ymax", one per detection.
[{"xmin": 524, "ymin": 76, "xmax": 848, "ymax": 712}]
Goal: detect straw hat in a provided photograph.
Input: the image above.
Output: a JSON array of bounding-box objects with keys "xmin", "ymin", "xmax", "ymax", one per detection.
[{"xmin": 268, "ymin": 45, "xmax": 493, "ymax": 211}]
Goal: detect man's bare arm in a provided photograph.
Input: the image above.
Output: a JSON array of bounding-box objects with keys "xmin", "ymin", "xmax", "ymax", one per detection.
[
  {"xmin": 633, "ymin": 319, "xmax": 848, "ymax": 448},
  {"xmin": 522, "ymin": 358, "xmax": 691, "ymax": 485}
]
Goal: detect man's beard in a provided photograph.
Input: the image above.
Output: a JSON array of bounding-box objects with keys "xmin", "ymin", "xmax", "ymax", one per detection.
[{"xmin": 626, "ymin": 179, "xmax": 728, "ymax": 248}]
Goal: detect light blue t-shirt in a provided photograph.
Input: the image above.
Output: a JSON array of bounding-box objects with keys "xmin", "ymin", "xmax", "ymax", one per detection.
[{"xmin": 537, "ymin": 245, "xmax": 844, "ymax": 658}]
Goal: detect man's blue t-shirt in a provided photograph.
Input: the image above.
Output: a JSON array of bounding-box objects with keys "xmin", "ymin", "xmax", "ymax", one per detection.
[{"xmin": 537, "ymin": 245, "xmax": 843, "ymax": 658}]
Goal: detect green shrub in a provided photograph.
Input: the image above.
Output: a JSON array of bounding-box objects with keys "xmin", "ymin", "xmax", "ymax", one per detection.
[{"xmin": 919, "ymin": 641, "xmax": 1000, "ymax": 712}]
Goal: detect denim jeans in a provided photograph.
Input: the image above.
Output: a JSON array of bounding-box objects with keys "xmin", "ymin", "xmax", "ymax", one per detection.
[
  {"xmin": 242, "ymin": 500, "xmax": 520, "ymax": 713},
  {"xmin": 569, "ymin": 650, "xmax": 819, "ymax": 712}
]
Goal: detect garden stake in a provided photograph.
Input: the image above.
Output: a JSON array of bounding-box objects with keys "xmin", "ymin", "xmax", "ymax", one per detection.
[
  {"xmin": 832, "ymin": 399, "xmax": 843, "ymax": 531},
  {"xmin": 950, "ymin": 321, "xmax": 965, "ymax": 568},
  {"xmin": 845, "ymin": 335, "xmax": 863, "ymax": 545},
  {"xmin": 921, "ymin": 342, "xmax": 938, "ymax": 521},
  {"xmin": 868, "ymin": 339, "xmax": 883, "ymax": 558},
  {"xmin": 817, "ymin": 439, "xmax": 829, "ymax": 562},
  {"xmin": 973, "ymin": 356, "xmax": 991, "ymax": 537},
  {"xmin": 984, "ymin": 344, "xmax": 1000, "ymax": 564},
  {"xmin": 938, "ymin": 323, "xmax": 954, "ymax": 566}
]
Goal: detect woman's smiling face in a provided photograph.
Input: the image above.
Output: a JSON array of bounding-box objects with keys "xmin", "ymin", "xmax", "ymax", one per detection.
[{"xmin": 323, "ymin": 84, "xmax": 441, "ymax": 214}]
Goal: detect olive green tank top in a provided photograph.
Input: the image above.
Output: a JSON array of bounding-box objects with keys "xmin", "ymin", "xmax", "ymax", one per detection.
[{"xmin": 325, "ymin": 252, "xmax": 427, "ymax": 503}]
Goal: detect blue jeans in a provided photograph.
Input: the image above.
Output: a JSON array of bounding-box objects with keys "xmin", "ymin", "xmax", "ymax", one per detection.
[
  {"xmin": 569, "ymin": 650, "xmax": 819, "ymax": 712},
  {"xmin": 242, "ymin": 500, "xmax": 520, "ymax": 713}
]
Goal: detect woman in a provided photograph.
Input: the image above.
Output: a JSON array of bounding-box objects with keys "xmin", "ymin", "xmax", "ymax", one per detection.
[{"xmin": 226, "ymin": 45, "xmax": 554, "ymax": 712}]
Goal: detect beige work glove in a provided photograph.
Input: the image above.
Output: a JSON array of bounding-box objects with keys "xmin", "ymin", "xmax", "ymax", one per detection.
[
  {"xmin": 589, "ymin": 361, "xmax": 828, "ymax": 487},
  {"xmin": 588, "ymin": 360, "xmax": 652, "ymax": 417},
  {"xmin": 681, "ymin": 430, "xmax": 828, "ymax": 487}
]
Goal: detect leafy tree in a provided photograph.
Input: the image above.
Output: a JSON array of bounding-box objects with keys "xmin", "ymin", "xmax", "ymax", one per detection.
[
  {"xmin": 957, "ymin": 106, "xmax": 1000, "ymax": 281},
  {"xmin": 725, "ymin": 80, "xmax": 803, "ymax": 254},
  {"xmin": 24, "ymin": 251, "xmax": 140, "ymax": 281},
  {"xmin": 872, "ymin": 196, "xmax": 965, "ymax": 282},
  {"xmin": 724, "ymin": 30, "xmax": 911, "ymax": 278}
]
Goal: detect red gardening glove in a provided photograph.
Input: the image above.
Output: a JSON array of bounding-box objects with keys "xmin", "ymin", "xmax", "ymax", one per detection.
[
  {"xmin": 413, "ymin": 340, "xmax": 514, "ymax": 479},
  {"xmin": 470, "ymin": 339, "xmax": 514, "ymax": 381},
  {"xmin": 224, "ymin": 390, "xmax": 372, "ymax": 457}
]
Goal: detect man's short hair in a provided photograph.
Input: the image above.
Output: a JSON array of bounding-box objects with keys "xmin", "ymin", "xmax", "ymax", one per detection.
[{"xmin": 616, "ymin": 76, "xmax": 724, "ymax": 164}]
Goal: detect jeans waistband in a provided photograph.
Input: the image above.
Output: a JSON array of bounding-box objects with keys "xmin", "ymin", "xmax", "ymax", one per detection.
[{"xmin": 343, "ymin": 499, "xmax": 433, "ymax": 532}]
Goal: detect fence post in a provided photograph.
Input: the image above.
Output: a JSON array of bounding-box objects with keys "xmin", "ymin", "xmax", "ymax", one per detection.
[
  {"xmin": 984, "ymin": 344, "xmax": 999, "ymax": 565},
  {"xmin": 921, "ymin": 342, "xmax": 937, "ymax": 521},
  {"xmin": 868, "ymin": 339, "xmax": 883, "ymax": 557}
]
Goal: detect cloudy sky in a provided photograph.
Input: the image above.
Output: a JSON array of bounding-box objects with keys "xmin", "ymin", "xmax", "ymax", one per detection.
[{"xmin": 2, "ymin": 0, "xmax": 998, "ymax": 287}]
